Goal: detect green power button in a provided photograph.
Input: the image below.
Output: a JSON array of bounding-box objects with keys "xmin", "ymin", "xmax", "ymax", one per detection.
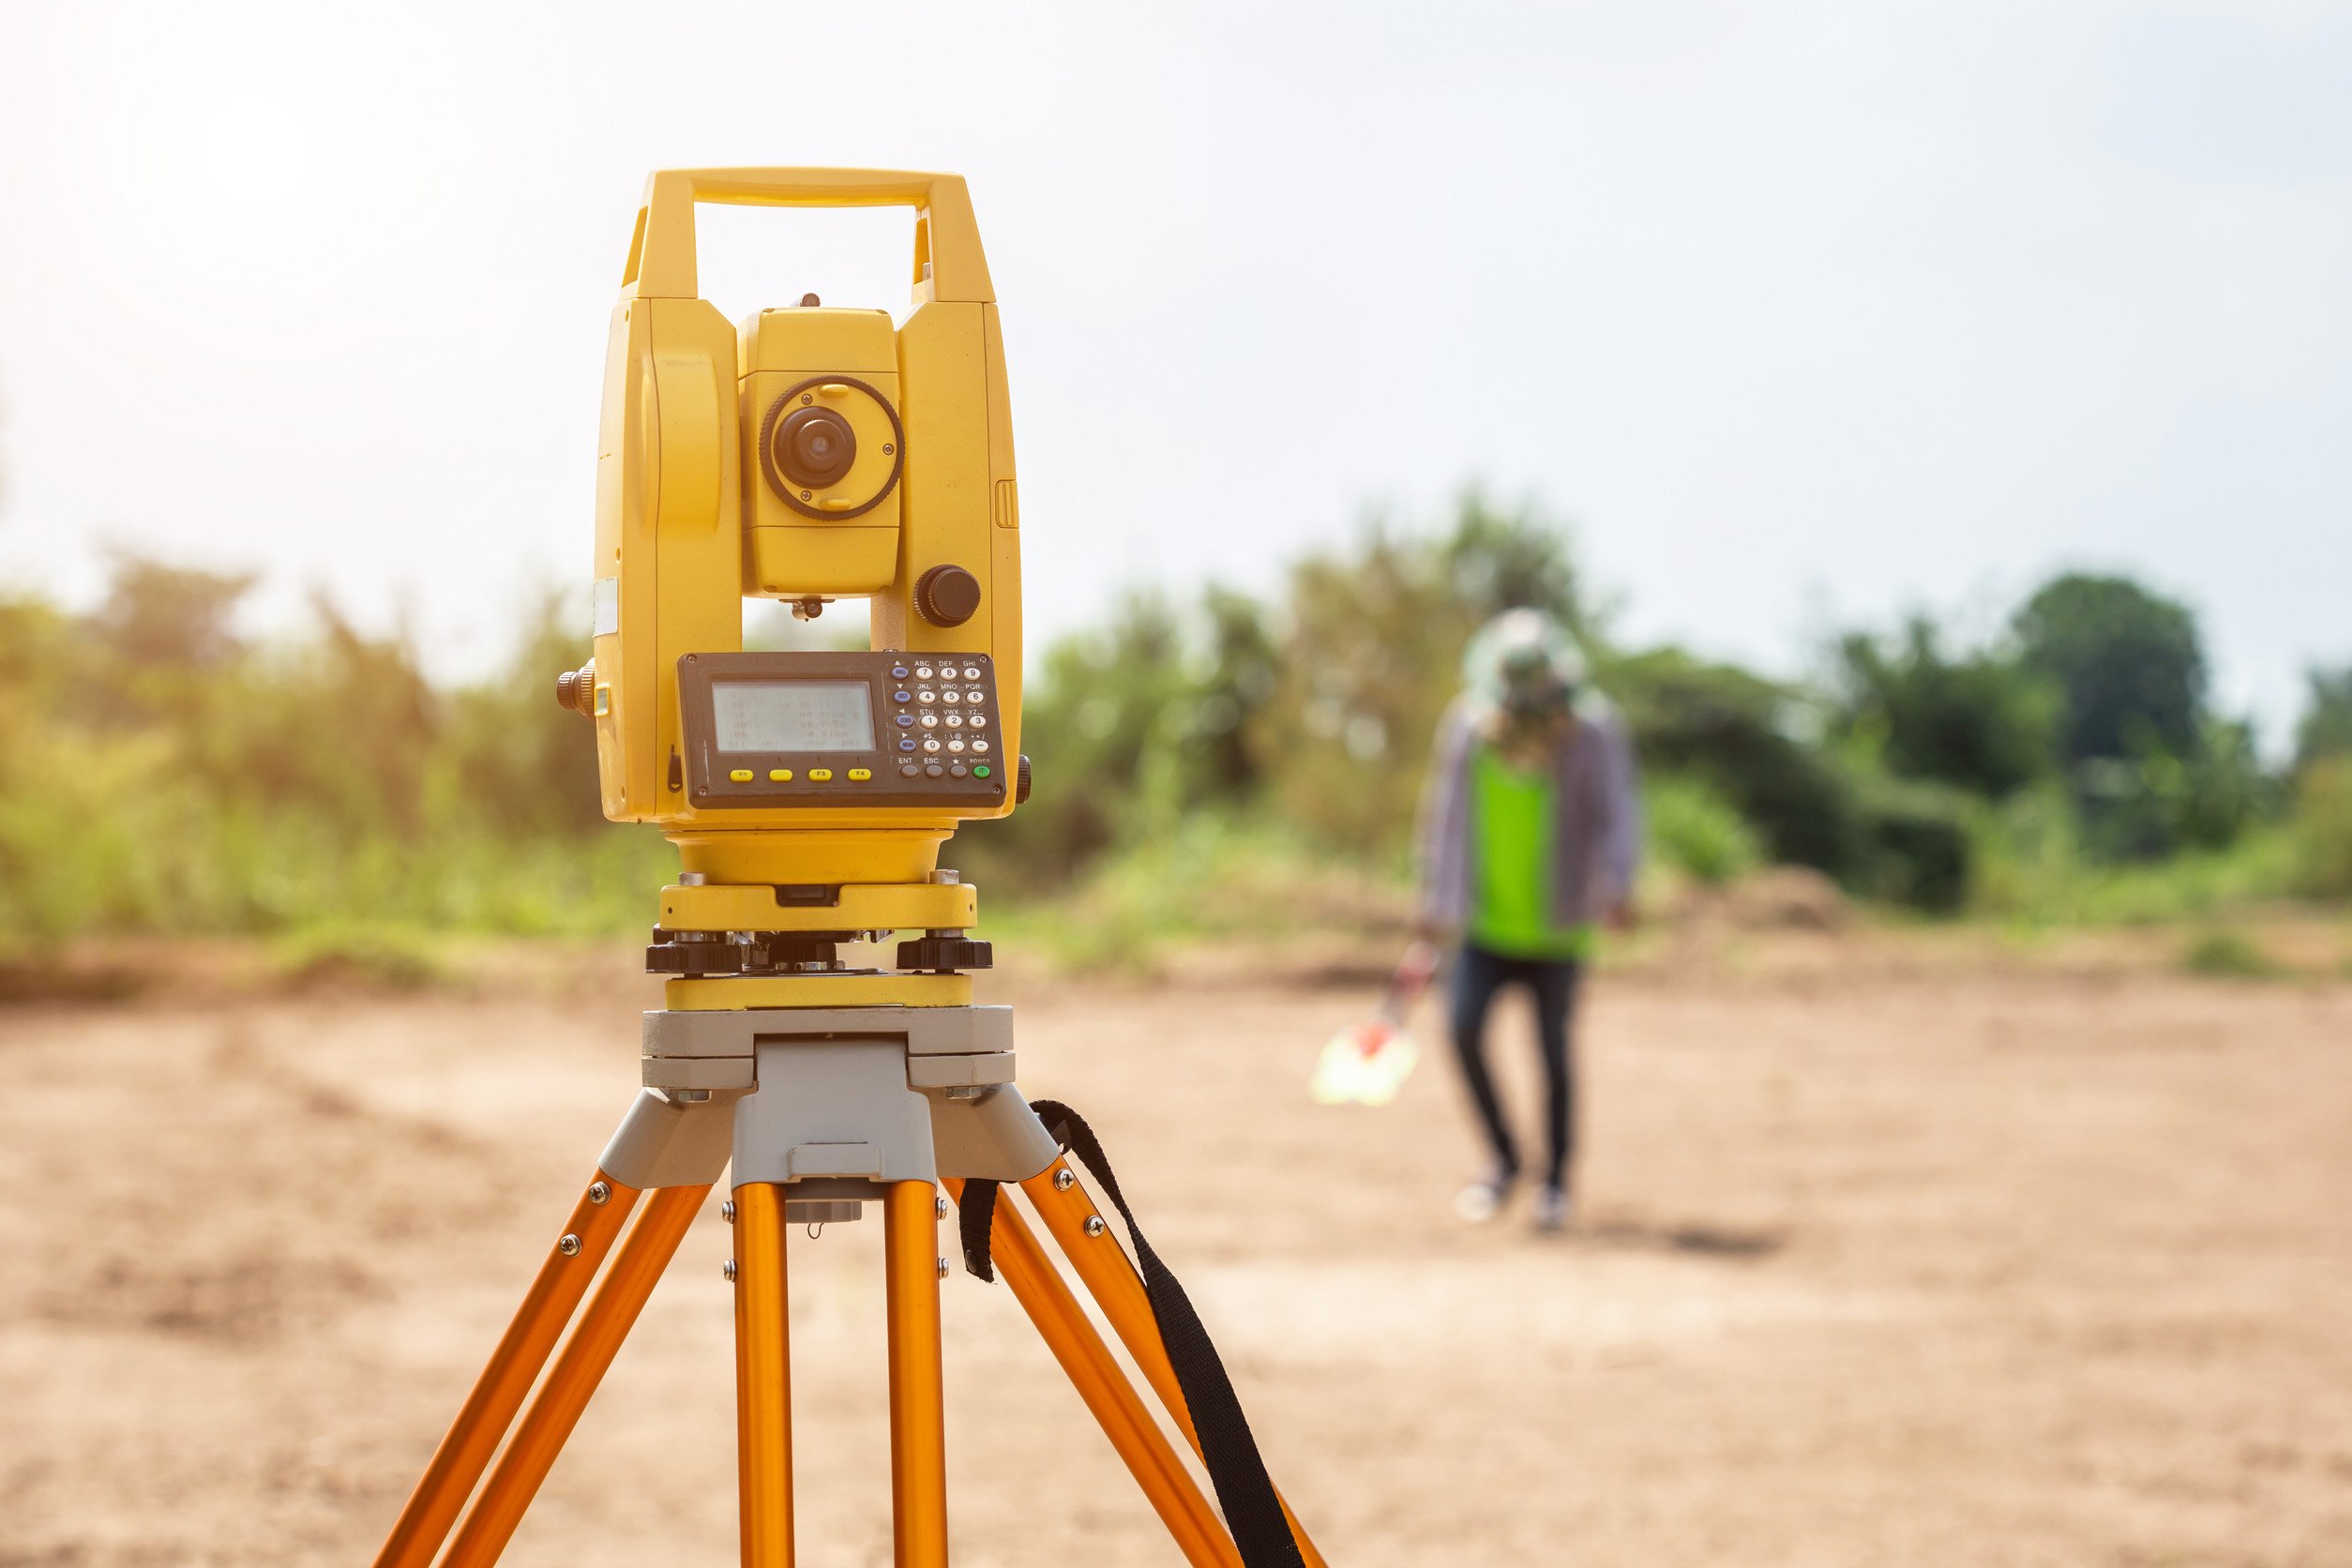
[{"xmin": 972, "ymin": 764, "xmax": 992, "ymax": 778}]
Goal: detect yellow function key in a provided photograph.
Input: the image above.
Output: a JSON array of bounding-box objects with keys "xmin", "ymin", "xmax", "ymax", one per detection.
[
  {"xmin": 728, "ymin": 768, "xmax": 754, "ymax": 782},
  {"xmin": 847, "ymin": 767, "xmax": 871, "ymax": 781},
  {"xmin": 769, "ymin": 768, "xmax": 792, "ymax": 782},
  {"xmin": 807, "ymin": 768, "xmax": 834, "ymax": 781}
]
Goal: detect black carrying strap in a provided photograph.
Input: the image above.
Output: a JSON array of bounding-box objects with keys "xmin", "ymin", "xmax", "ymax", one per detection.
[{"xmin": 958, "ymin": 1101, "xmax": 1306, "ymax": 1568}]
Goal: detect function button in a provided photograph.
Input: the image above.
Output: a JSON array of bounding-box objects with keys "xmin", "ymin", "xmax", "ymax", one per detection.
[
  {"xmin": 914, "ymin": 665, "xmax": 934, "ymax": 679},
  {"xmin": 728, "ymin": 768, "xmax": 755, "ymax": 782},
  {"xmin": 899, "ymin": 762, "xmax": 920, "ymax": 777},
  {"xmin": 943, "ymin": 714, "xmax": 963, "ymax": 729},
  {"xmin": 847, "ymin": 767, "xmax": 871, "ymax": 781},
  {"xmin": 925, "ymin": 762, "xmax": 944, "ymax": 777},
  {"xmin": 891, "ymin": 665, "xmax": 910, "ymax": 679},
  {"xmin": 972, "ymin": 763, "xmax": 993, "ymax": 778},
  {"xmin": 894, "ymin": 688, "xmax": 912, "ymax": 702},
  {"xmin": 898, "ymin": 737, "xmax": 917, "ymax": 751},
  {"xmin": 969, "ymin": 715, "xmax": 988, "ymax": 730},
  {"xmin": 972, "ymin": 740, "xmax": 990, "ymax": 754},
  {"xmin": 920, "ymin": 713, "xmax": 939, "ymax": 729},
  {"xmin": 808, "ymin": 768, "xmax": 834, "ymax": 781},
  {"xmin": 923, "ymin": 738, "xmax": 942, "ymax": 753},
  {"xmin": 917, "ymin": 689, "xmax": 937, "ymax": 704},
  {"xmin": 768, "ymin": 768, "xmax": 793, "ymax": 782},
  {"xmin": 947, "ymin": 738, "xmax": 966, "ymax": 753},
  {"xmin": 962, "ymin": 665, "xmax": 981, "ymax": 680},
  {"xmin": 895, "ymin": 714, "xmax": 914, "ymax": 728},
  {"xmin": 950, "ymin": 763, "xmax": 968, "ymax": 777}
]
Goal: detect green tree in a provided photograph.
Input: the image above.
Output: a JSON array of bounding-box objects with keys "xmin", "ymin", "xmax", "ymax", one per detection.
[
  {"xmin": 2295, "ymin": 665, "xmax": 2352, "ymax": 768},
  {"xmin": 2013, "ymin": 573, "xmax": 2205, "ymax": 764},
  {"xmin": 1833, "ymin": 615, "xmax": 2057, "ymax": 798},
  {"xmin": 1259, "ymin": 494, "xmax": 1602, "ymax": 854}
]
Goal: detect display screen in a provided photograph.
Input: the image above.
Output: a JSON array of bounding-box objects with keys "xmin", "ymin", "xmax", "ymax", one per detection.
[{"xmin": 711, "ymin": 679, "xmax": 875, "ymax": 752}]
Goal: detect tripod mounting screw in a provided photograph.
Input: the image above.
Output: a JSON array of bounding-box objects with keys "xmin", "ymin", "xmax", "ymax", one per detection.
[
  {"xmin": 1083, "ymin": 1215, "xmax": 1108, "ymax": 1239},
  {"xmin": 722, "ymin": 1259, "xmax": 738, "ymax": 1282},
  {"xmin": 588, "ymin": 1182, "xmax": 611, "ymax": 1205},
  {"xmin": 1052, "ymin": 1168, "xmax": 1076, "ymax": 1191},
  {"xmin": 557, "ymin": 1233, "xmax": 581, "ymax": 1257}
]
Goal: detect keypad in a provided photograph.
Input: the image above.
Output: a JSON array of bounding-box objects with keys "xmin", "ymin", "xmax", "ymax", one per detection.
[{"xmin": 882, "ymin": 656, "xmax": 998, "ymax": 789}]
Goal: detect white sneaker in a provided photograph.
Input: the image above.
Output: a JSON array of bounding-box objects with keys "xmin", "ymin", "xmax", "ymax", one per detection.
[
  {"xmin": 1530, "ymin": 1184, "xmax": 1572, "ymax": 1233},
  {"xmin": 1453, "ymin": 1174, "xmax": 1512, "ymax": 1225}
]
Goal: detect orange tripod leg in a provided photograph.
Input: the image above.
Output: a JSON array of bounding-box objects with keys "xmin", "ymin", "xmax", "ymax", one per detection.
[
  {"xmin": 439, "ymin": 1184, "xmax": 710, "ymax": 1568},
  {"xmin": 1023, "ymin": 1161, "xmax": 1330, "ymax": 1568},
  {"xmin": 371, "ymin": 1169, "xmax": 641, "ymax": 1568},
  {"xmin": 733, "ymin": 1183, "xmax": 795, "ymax": 1568},
  {"xmin": 882, "ymin": 1181, "xmax": 950, "ymax": 1568},
  {"xmin": 946, "ymin": 1181, "xmax": 1243, "ymax": 1568}
]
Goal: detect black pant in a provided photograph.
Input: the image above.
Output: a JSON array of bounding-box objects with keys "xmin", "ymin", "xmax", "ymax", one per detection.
[{"xmin": 1448, "ymin": 942, "xmax": 1581, "ymax": 1189}]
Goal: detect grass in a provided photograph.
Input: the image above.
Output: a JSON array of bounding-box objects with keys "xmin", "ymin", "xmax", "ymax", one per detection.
[
  {"xmin": 2178, "ymin": 927, "xmax": 2293, "ymax": 980},
  {"xmin": 266, "ymin": 923, "xmax": 457, "ymax": 992}
]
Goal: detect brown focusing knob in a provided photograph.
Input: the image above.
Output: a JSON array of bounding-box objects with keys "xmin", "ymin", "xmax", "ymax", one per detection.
[
  {"xmin": 914, "ymin": 564, "xmax": 981, "ymax": 627},
  {"xmin": 555, "ymin": 659, "xmax": 596, "ymax": 715}
]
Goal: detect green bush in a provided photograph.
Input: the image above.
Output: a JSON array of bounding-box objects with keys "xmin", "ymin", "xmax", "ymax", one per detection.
[
  {"xmin": 2290, "ymin": 758, "xmax": 2352, "ymax": 898},
  {"xmin": 1645, "ymin": 775, "xmax": 1763, "ymax": 886},
  {"xmin": 1607, "ymin": 648, "xmax": 1866, "ymax": 882},
  {"xmin": 1859, "ymin": 783, "xmax": 1976, "ymax": 914}
]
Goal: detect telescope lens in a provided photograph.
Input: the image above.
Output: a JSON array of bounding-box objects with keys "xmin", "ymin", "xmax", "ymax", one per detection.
[{"xmin": 776, "ymin": 407, "xmax": 857, "ymax": 490}]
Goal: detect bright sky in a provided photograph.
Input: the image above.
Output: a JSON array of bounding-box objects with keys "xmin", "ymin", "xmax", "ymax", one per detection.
[{"xmin": 2, "ymin": 1, "xmax": 2346, "ymax": 746}]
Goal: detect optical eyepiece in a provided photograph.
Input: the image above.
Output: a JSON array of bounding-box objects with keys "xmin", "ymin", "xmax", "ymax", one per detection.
[{"xmin": 774, "ymin": 406, "xmax": 857, "ymax": 490}]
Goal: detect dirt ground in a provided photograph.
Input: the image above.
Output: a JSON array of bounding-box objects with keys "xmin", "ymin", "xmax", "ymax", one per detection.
[{"xmin": 4, "ymin": 933, "xmax": 2350, "ymax": 1567}]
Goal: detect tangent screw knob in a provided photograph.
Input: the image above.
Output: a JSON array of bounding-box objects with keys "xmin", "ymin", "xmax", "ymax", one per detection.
[
  {"xmin": 914, "ymin": 564, "xmax": 982, "ymax": 627},
  {"xmin": 554, "ymin": 660, "xmax": 596, "ymax": 715}
]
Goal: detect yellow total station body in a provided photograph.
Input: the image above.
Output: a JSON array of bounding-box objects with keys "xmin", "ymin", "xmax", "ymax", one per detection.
[{"xmin": 578, "ymin": 169, "xmax": 1022, "ymax": 912}]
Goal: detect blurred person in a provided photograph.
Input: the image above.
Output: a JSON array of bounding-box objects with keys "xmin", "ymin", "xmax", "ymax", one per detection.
[{"xmin": 1413, "ymin": 609, "xmax": 1641, "ymax": 1231}]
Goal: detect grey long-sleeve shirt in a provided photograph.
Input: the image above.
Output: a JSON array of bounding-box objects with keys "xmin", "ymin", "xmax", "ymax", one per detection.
[{"xmin": 1413, "ymin": 694, "xmax": 1643, "ymax": 933}]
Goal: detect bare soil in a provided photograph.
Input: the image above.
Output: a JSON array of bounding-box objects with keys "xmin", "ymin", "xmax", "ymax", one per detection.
[{"xmin": 4, "ymin": 933, "xmax": 2350, "ymax": 1566}]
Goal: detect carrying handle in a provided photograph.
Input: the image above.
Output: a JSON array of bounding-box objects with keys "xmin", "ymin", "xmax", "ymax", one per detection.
[{"xmin": 623, "ymin": 166, "xmax": 994, "ymax": 306}]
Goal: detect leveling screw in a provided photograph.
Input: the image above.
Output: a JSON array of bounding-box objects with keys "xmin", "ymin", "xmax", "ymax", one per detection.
[
  {"xmin": 1083, "ymin": 1216, "xmax": 1108, "ymax": 1239},
  {"xmin": 588, "ymin": 1182, "xmax": 611, "ymax": 1205},
  {"xmin": 721, "ymin": 1199, "xmax": 737, "ymax": 1224},
  {"xmin": 723, "ymin": 1259, "xmax": 738, "ymax": 1282},
  {"xmin": 1053, "ymin": 1168, "xmax": 1076, "ymax": 1191},
  {"xmin": 557, "ymin": 1233, "xmax": 581, "ymax": 1257}
]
